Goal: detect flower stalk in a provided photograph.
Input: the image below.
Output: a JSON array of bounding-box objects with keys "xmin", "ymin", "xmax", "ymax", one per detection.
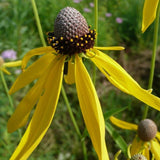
[
  {"xmin": 31, "ymin": 0, "xmax": 46, "ymax": 47},
  {"xmin": 0, "ymin": 70, "xmax": 14, "ymax": 108},
  {"xmin": 143, "ymin": 2, "xmax": 160, "ymax": 119}
]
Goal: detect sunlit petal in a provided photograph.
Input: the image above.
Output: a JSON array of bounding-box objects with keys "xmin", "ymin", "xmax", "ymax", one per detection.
[
  {"xmin": 1, "ymin": 68, "xmax": 11, "ymax": 75},
  {"xmin": 3, "ymin": 60, "xmax": 22, "ymax": 67},
  {"xmin": 156, "ymin": 132, "xmax": 160, "ymax": 141},
  {"xmin": 142, "ymin": 0, "xmax": 159, "ymax": 33},
  {"xmin": 10, "ymin": 56, "xmax": 65, "ymax": 160},
  {"xmin": 142, "ymin": 144, "xmax": 150, "ymax": 160},
  {"xmin": 7, "ymin": 59, "xmax": 54, "ymax": 133},
  {"xmin": 151, "ymin": 140, "xmax": 160, "ymax": 160},
  {"xmin": 90, "ymin": 49, "xmax": 160, "ymax": 111},
  {"xmin": 75, "ymin": 55, "xmax": 109, "ymax": 160},
  {"xmin": 64, "ymin": 60, "xmax": 75, "ymax": 84},
  {"xmin": 130, "ymin": 136, "xmax": 144, "ymax": 156},
  {"xmin": 22, "ymin": 46, "xmax": 55, "ymax": 69},
  {"xmin": 94, "ymin": 46, "xmax": 125, "ymax": 51},
  {"xmin": 110, "ymin": 116, "xmax": 138, "ymax": 131},
  {"xmin": 9, "ymin": 53, "xmax": 55, "ymax": 94}
]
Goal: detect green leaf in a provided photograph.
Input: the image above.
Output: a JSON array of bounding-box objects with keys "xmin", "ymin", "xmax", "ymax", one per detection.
[
  {"xmin": 105, "ymin": 122, "xmax": 128, "ymax": 157},
  {"xmin": 104, "ymin": 106, "xmax": 128, "ymax": 120}
]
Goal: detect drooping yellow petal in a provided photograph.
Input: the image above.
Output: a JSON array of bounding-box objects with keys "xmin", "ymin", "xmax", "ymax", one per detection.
[
  {"xmin": 94, "ymin": 46, "xmax": 125, "ymax": 51},
  {"xmin": 9, "ymin": 56, "xmax": 65, "ymax": 160},
  {"xmin": 75, "ymin": 55, "xmax": 109, "ymax": 160},
  {"xmin": 22, "ymin": 46, "xmax": 55, "ymax": 70},
  {"xmin": 130, "ymin": 136, "xmax": 144, "ymax": 156},
  {"xmin": 156, "ymin": 132, "xmax": 160, "ymax": 141},
  {"xmin": 9, "ymin": 53, "xmax": 55, "ymax": 94},
  {"xmin": 151, "ymin": 140, "xmax": 160, "ymax": 160},
  {"xmin": 3, "ymin": 60, "xmax": 22, "ymax": 67},
  {"xmin": 1, "ymin": 67, "xmax": 11, "ymax": 75},
  {"xmin": 64, "ymin": 60, "xmax": 75, "ymax": 84},
  {"xmin": 110, "ymin": 116, "xmax": 138, "ymax": 131},
  {"xmin": 142, "ymin": 145, "xmax": 150, "ymax": 160},
  {"xmin": 7, "ymin": 59, "xmax": 54, "ymax": 133},
  {"xmin": 142, "ymin": 0, "xmax": 159, "ymax": 33},
  {"xmin": 90, "ymin": 49, "xmax": 160, "ymax": 111}
]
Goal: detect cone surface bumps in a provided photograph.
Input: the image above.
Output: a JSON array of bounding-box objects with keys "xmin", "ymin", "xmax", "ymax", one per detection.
[
  {"xmin": 54, "ymin": 7, "xmax": 89, "ymax": 39},
  {"xmin": 138, "ymin": 119, "xmax": 157, "ymax": 141},
  {"xmin": 47, "ymin": 7, "xmax": 96, "ymax": 55}
]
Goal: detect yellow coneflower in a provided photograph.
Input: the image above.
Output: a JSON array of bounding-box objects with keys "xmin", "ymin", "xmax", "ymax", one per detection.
[
  {"xmin": 8, "ymin": 7, "xmax": 160, "ymax": 160},
  {"xmin": 110, "ymin": 116, "xmax": 160, "ymax": 160}
]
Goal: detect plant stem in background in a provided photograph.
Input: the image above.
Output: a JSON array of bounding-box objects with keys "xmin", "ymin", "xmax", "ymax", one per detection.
[
  {"xmin": 92, "ymin": 0, "xmax": 98, "ymax": 84},
  {"xmin": 143, "ymin": 2, "xmax": 160, "ymax": 119},
  {"xmin": 31, "ymin": 0, "xmax": 88, "ymax": 159},
  {"xmin": 61, "ymin": 85, "xmax": 87, "ymax": 160},
  {"xmin": 31, "ymin": 0, "xmax": 46, "ymax": 47},
  {"xmin": 0, "ymin": 71, "xmax": 14, "ymax": 108}
]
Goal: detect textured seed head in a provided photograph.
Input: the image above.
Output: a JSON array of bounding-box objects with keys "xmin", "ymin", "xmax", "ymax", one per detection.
[
  {"xmin": 54, "ymin": 7, "xmax": 89, "ymax": 39},
  {"xmin": 0, "ymin": 56, "xmax": 4, "ymax": 66},
  {"xmin": 138, "ymin": 119, "xmax": 157, "ymax": 141},
  {"xmin": 131, "ymin": 154, "xmax": 147, "ymax": 160},
  {"xmin": 47, "ymin": 7, "xmax": 96, "ymax": 55}
]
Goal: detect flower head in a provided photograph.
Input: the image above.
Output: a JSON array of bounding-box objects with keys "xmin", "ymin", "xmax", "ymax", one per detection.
[
  {"xmin": 89, "ymin": 2, "xmax": 94, "ymax": 8},
  {"xmin": 142, "ymin": 0, "xmax": 159, "ymax": 32},
  {"xmin": 8, "ymin": 7, "xmax": 160, "ymax": 160},
  {"xmin": 110, "ymin": 116, "xmax": 160, "ymax": 159},
  {"xmin": 116, "ymin": 17, "xmax": 123, "ymax": 24},
  {"xmin": 138, "ymin": 119, "xmax": 157, "ymax": 141},
  {"xmin": 1, "ymin": 49, "xmax": 17, "ymax": 60},
  {"xmin": 73, "ymin": 0, "xmax": 82, "ymax": 3},
  {"xmin": 105, "ymin": 13, "xmax": 112, "ymax": 17},
  {"xmin": 83, "ymin": 7, "xmax": 92, "ymax": 13}
]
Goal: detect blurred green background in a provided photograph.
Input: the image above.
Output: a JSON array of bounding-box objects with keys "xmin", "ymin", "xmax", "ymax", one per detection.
[{"xmin": 1, "ymin": 0, "xmax": 160, "ymax": 159}]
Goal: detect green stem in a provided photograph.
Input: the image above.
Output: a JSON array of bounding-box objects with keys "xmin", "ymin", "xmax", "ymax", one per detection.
[
  {"xmin": 0, "ymin": 70, "xmax": 14, "ymax": 108},
  {"xmin": 92, "ymin": 0, "xmax": 98, "ymax": 85},
  {"xmin": 31, "ymin": 0, "xmax": 46, "ymax": 47},
  {"xmin": 31, "ymin": 1, "xmax": 87, "ymax": 159},
  {"xmin": 61, "ymin": 85, "xmax": 81, "ymax": 136},
  {"xmin": 61, "ymin": 85, "xmax": 87, "ymax": 160},
  {"xmin": 143, "ymin": 2, "xmax": 160, "ymax": 119}
]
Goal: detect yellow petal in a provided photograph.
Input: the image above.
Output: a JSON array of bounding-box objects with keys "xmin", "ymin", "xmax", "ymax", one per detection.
[
  {"xmin": 142, "ymin": 146, "xmax": 150, "ymax": 160},
  {"xmin": 22, "ymin": 46, "xmax": 55, "ymax": 70},
  {"xmin": 3, "ymin": 60, "xmax": 22, "ymax": 67},
  {"xmin": 90, "ymin": 49, "xmax": 160, "ymax": 111},
  {"xmin": 130, "ymin": 136, "xmax": 144, "ymax": 156},
  {"xmin": 9, "ymin": 56, "xmax": 65, "ymax": 160},
  {"xmin": 64, "ymin": 60, "xmax": 75, "ymax": 84},
  {"xmin": 156, "ymin": 132, "xmax": 160, "ymax": 141},
  {"xmin": 94, "ymin": 46, "xmax": 125, "ymax": 51},
  {"xmin": 142, "ymin": 0, "xmax": 159, "ymax": 33},
  {"xmin": 75, "ymin": 55, "xmax": 109, "ymax": 160},
  {"xmin": 151, "ymin": 140, "xmax": 160, "ymax": 160},
  {"xmin": 110, "ymin": 116, "xmax": 138, "ymax": 130},
  {"xmin": 7, "ymin": 59, "xmax": 54, "ymax": 133},
  {"xmin": 1, "ymin": 67, "xmax": 11, "ymax": 75},
  {"xmin": 9, "ymin": 53, "xmax": 55, "ymax": 94}
]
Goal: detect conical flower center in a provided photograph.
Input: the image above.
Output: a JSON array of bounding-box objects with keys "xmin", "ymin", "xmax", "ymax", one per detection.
[
  {"xmin": 47, "ymin": 7, "xmax": 96, "ymax": 55},
  {"xmin": 137, "ymin": 119, "xmax": 157, "ymax": 141},
  {"xmin": 131, "ymin": 154, "xmax": 147, "ymax": 160}
]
